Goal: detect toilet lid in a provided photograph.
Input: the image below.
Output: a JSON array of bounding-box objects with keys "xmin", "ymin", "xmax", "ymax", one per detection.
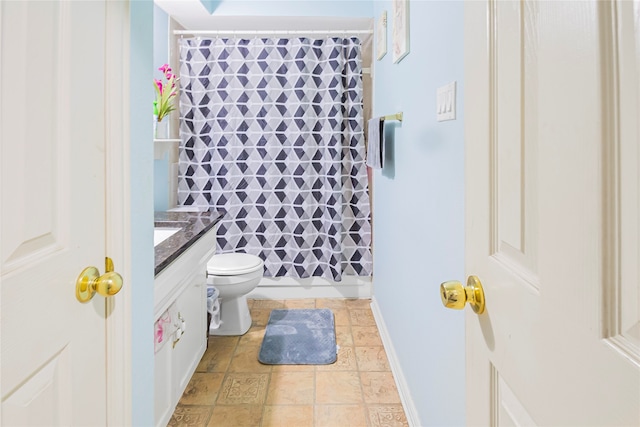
[{"xmin": 207, "ymin": 253, "xmax": 264, "ymax": 276}]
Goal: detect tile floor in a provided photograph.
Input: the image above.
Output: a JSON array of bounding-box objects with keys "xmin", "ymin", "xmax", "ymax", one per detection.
[{"xmin": 168, "ymin": 298, "xmax": 409, "ymax": 427}]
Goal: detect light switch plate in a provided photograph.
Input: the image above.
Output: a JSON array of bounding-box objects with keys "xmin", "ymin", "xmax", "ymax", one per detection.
[{"xmin": 437, "ymin": 81, "xmax": 456, "ymax": 122}]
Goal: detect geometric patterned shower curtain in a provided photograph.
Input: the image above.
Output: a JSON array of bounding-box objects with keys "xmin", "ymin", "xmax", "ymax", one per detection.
[{"xmin": 177, "ymin": 37, "xmax": 372, "ymax": 281}]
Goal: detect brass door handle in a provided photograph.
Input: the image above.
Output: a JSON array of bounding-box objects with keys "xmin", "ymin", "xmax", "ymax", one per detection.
[
  {"xmin": 440, "ymin": 275, "xmax": 485, "ymax": 314},
  {"xmin": 76, "ymin": 257, "xmax": 123, "ymax": 303}
]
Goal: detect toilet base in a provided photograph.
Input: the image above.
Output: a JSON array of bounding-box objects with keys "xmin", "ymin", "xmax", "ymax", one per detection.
[{"xmin": 209, "ymin": 294, "xmax": 252, "ymax": 336}]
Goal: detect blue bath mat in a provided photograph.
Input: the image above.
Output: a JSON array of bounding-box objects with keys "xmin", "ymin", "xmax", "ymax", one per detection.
[{"xmin": 258, "ymin": 309, "xmax": 337, "ymax": 365}]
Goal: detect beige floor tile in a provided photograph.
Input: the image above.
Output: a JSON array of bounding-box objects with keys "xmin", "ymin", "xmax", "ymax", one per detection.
[
  {"xmin": 349, "ymin": 308, "xmax": 376, "ymax": 326},
  {"xmin": 336, "ymin": 325, "xmax": 354, "ymax": 347},
  {"xmin": 237, "ymin": 325, "xmax": 266, "ymax": 347},
  {"xmin": 355, "ymin": 346, "xmax": 390, "ymax": 372},
  {"xmin": 352, "ymin": 326, "xmax": 383, "ymax": 346},
  {"xmin": 367, "ymin": 405, "xmax": 409, "ymax": 427},
  {"xmin": 316, "ymin": 371, "xmax": 363, "ymax": 404},
  {"xmin": 262, "ymin": 405, "xmax": 314, "ymax": 427},
  {"xmin": 360, "ymin": 372, "xmax": 402, "ymax": 404},
  {"xmin": 217, "ymin": 373, "xmax": 269, "ymax": 405},
  {"xmin": 270, "ymin": 362, "xmax": 316, "ymax": 373},
  {"xmin": 345, "ymin": 298, "xmax": 372, "ymax": 309},
  {"xmin": 171, "ymin": 298, "xmax": 408, "ymax": 426},
  {"xmin": 196, "ymin": 344, "xmax": 235, "ymax": 373},
  {"xmin": 207, "ymin": 334, "xmax": 240, "ymax": 348},
  {"xmin": 284, "ymin": 299, "xmax": 316, "ymax": 309},
  {"xmin": 332, "ymin": 307, "xmax": 351, "ymax": 326},
  {"xmin": 315, "ymin": 405, "xmax": 368, "ymax": 427},
  {"xmin": 266, "ymin": 371, "xmax": 315, "ymax": 404},
  {"xmin": 252, "ymin": 299, "xmax": 286, "ymax": 309},
  {"xmin": 228, "ymin": 345, "xmax": 272, "ymax": 373},
  {"xmin": 315, "ymin": 298, "xmax": 348, "ymax": 309},
  {"xmin": 316, "ymin": 346, "xmax": 357, "ymax": 371},
  {"xmin": 250, "ymin": 308, "xmax": 272, "ymax": 326},
  {"xmin": 179, "ymin": 373, "xmax": 225, "ymax": 406},
  {"xmin": 168, "ymin": 405, "xmax": 212, "ymax": 427},
  {"xmin": 207, "ymin": 405, "xmax": 263, "ymax": 427}
]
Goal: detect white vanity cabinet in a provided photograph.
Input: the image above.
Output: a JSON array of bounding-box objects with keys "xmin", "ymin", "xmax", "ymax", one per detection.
[{"xmin": 154, "ymin": 226, "xmax": 217, "ymax": 427}]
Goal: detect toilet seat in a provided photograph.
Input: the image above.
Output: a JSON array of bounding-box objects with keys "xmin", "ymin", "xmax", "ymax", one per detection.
[{"xmin": 207, "ymin": 253, "xmax": 263, "ymax": 276}]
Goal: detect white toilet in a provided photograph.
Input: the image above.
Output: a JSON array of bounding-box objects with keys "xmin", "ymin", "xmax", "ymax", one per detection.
[{"xmin": 206, "ymin": 253, "xmax": 264, "ymax": 336}]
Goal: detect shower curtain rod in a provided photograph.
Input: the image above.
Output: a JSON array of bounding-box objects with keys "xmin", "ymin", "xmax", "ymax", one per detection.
[{"xmin": 173, "ymin": 29, "xmax": 373, "ymax": 36}]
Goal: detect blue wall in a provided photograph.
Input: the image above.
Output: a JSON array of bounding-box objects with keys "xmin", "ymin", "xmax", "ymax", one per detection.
[
  {"xmin": 130, "ymin": 1, "xmax": 155, "ymax": 425},
  {"xmin": 199, "ymin": 0, "xmax": 221, "ymax": 14},
  {"xmin": 371, "ymin": 1, "xmax": 465, "ymax": 425}
]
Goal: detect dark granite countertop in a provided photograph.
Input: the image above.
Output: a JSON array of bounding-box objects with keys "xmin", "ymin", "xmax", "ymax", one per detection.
[{"xmin": 154, "ymin": 210, "xmax": 223, "ymax": 276}]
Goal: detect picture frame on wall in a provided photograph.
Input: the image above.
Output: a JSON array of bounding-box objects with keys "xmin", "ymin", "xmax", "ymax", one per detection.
[
  {"xmin": 376, "ymin": 11, "xmax": 387, "ymax": 61},
  {"xmin": 392, "ymin": 0, "xmax": 410, "ymax": 63}
]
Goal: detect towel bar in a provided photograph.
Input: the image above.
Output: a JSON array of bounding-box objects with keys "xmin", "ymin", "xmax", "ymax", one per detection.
[{"xmin": 381, "ymin": 112, "xmax": 403, "ymax": 122}]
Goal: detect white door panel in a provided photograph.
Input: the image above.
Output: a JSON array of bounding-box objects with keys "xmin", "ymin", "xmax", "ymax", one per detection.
[
  {"xmin": 464, "ymin": 1, "xmax": 640, "ymax": 425},
  {"xmin": 1, "ymin": 1, "xmax": 112, "ymax": 424}
]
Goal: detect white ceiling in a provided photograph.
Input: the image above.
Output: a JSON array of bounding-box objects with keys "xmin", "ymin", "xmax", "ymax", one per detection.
[
  {"xmin": 154, "ymin": 0, "xmax": 373, "ymax": 33},
  {"xmin": 154, "ymin": 0, "xmax": 210, "ymax": 29}
]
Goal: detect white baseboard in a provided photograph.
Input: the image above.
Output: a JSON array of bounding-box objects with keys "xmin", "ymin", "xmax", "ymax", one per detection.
[
  {"xmin": 247, "ymin": 276, "xmax": 372, "ymax": 299},
  {"xmin": 370, "ymin": 297, "xmax": 422, "ymax": 427}
]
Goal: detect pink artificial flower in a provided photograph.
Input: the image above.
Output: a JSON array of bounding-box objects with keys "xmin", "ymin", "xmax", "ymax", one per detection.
[
  {"xmin": 154, "ymin": 63, "xmax": 179, "ymax": 122},
  {"xmin": 156, "ymin": 325, "xmax": 163, "ymax": 343}
]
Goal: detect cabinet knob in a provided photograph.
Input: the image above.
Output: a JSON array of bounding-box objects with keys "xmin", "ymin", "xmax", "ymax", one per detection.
[{"xmin": 173, "ymin": 312, "xmax": 186, "ymax": 348}]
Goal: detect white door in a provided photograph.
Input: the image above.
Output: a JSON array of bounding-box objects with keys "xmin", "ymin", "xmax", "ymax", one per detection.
[
  {"xmin": 462, "ymin": 0, "xmax": 640, "ymax": 425},
  {"xmin": 1, "ymin": 1, "xmax": 125, "ymax": 425}
]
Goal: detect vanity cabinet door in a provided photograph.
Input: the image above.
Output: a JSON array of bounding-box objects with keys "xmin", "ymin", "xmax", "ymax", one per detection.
[
  {"xmin": 154, "ymin": 278, "xmax": 206, "ymax": 427},
  {"xmin": 153, "ymin": 224, "xmax": 216, "ymax": 427},
  {"xmin": 154, "ymin": 338, "xmax": 173, "ymax": 426},
  {"xmin": 172, "ymin": 277, "xmax": 207, "ymax": 402}
]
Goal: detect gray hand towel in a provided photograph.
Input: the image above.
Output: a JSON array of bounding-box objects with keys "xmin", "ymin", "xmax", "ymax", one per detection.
[{"xmin": 366, "ymin": 117, "xmax": 385, "ymax": 169}]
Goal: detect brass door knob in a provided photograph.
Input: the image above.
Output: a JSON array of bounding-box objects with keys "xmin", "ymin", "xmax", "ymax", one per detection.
[
  {"xmin": 440, "ymin": 275, "xmax": 485, "ymax": 314},
  {"xmin": 76, "ymin": 257, "xmax": 123, "ymax": 303}
]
